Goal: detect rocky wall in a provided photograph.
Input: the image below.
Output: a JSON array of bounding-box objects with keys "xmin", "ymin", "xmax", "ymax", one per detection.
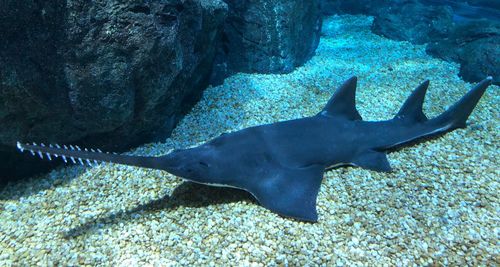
[
  {"xmin": 0, "ymin": 0, "xmax": 228, "ymax": 181},
  {"xmin": 0, "ymin": 0, "xmax": 323, "ymax": 182}
]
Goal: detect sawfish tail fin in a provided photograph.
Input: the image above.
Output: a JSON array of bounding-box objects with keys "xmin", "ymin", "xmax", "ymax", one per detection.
[
  {"xmin": 16, "ymin": 142, "xmax": 161, "ymax": 170},
  {"xmin": 429, "ymin": 76, "xmax": 493, "ymax": 129},
  {"xmin": 394, "ymin": 76, "xmax": 492, "ymax": 129}
]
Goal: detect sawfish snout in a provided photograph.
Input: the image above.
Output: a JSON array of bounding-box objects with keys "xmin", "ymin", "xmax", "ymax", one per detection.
[{"xmin": 158, "ymin": 146, "xmax": 216, "ymax": 183}]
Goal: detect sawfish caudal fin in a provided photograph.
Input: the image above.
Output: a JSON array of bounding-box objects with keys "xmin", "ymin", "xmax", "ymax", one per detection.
[
  {"xmin": 382, "ymin": 77, "xmax": 493, "ymax": 150},
  {"xmin": 318, "ymin": 76, "xmax": 363, "ymax": 121},
  {"xmin": 16, "ymin": 142, "xmax": 162, "ymax": 170},
  {"xmin": 393, "ymin": 77, "xmax": 493, "ymax": 128},
  {"xmin": 250, "ymin": 165, "xmax": 324, "ymax": 222},
  {"xmin": 430, "ymin": 76, "xmax": 493, "ymax": 129}
]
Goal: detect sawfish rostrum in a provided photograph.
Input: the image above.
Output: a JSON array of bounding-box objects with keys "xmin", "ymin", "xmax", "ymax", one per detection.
[{"xmin": 17, "ymin": 76, "xmax": 493, "ymax": 222}]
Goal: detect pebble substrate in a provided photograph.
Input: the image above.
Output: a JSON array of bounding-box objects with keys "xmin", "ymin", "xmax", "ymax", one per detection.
[{"xmin": 1, "ymin": 15, "xmax": 498, "ymax": 266}]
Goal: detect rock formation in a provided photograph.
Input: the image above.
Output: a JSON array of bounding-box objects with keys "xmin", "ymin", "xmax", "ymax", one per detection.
[{"xmin": 0, "ymin": 0, "xmax": 323, "ymax": 182}]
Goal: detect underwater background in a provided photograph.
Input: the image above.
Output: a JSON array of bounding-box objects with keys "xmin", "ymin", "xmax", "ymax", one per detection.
[{"xmin": 0, "ymin": 0, "xmax": 499, "ymax": 266}]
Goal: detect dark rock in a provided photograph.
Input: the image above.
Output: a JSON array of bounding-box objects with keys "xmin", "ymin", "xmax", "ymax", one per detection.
[
  {"xmin": 468, "ymin": 0, "xmax": 500, "ymax": 10},
  {"xmin": 319, "ymin": 0, "xmax": 340, "ymax": 15},
  {"xmin": 1, "ymin": 0, "xmax": 324, "ymax": 182},
  {"xmin": 211, "ymin": 0, "xmax": 322, "ymax": 84},
  {"xmin": 459, "ymin": 37, "xmax": 500, "ymax": 84},
  {"xmin": 420, "ymin": 0, "xmax": 500, "ymax": 23},
  {"xmin": 371, "ymin": 2, "xmax": 454, "ymax": 44},
  {"xmin": 320, "ymin": 0, "xmax": 392, "ymax": 16},
  {"xmin": 0, "ymin": 0, "xmax": 228, "ymax": 182},
  {"xmin": 324, "ymin": 0, "xmax": 498, "ymax": 84},
  {"xmin": 427, "ymin": 21, "xmax": 500, "ymax": 84}
]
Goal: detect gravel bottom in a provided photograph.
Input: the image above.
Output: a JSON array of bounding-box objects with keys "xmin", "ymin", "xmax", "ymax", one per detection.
[{"xmin": 1, "ymin": 15, "xmax": 499, "ymax": 266}]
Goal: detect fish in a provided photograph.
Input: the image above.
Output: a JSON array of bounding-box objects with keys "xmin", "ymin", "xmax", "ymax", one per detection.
[{"xmin": 17, "ymin": 76, "xmax": 493, "ymax": 222}]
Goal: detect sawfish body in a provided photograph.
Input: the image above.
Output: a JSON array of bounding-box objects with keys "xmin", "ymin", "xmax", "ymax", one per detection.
[{"xmin": 17, "ymin": 76, "xmax": 493, "ymax": 222}]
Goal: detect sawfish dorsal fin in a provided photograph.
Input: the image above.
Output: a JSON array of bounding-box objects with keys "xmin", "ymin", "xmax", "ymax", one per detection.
[
  {"xmin": 395, "ymin": 80, "xmax": 429, "ymax": 123},
  {"xmin": 318, "ymin": 76, "xmax": 362, "ymax": 121}
]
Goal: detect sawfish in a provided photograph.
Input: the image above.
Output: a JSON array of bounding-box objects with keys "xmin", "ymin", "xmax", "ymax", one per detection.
[{"xmin": 17, "ymin": 76, "xmax": 493, "ymax": 222}]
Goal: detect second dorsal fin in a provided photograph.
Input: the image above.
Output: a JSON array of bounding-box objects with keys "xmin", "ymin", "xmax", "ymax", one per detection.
[
  {"xmin": 318, "ymin": 76, "xmax": 362, "ymax": 121},
  {"xmin": 394, "ymin": 80, "xmax": 429, "ymax": 123}
]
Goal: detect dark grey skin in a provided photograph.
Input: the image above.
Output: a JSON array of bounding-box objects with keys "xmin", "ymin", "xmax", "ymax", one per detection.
[{"xmin": 17, "ymin": 76, "xmax": 493, "ymax": 222}]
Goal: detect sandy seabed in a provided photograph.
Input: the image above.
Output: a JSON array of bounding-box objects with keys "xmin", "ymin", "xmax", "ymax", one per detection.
[{"xmin": 1, "ymin": 15, "xmax": 498, "ymax": 266}]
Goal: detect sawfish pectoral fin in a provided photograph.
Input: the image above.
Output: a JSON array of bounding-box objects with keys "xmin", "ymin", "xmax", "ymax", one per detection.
[
  {"xmin": 250, "ymin": 165, "xmax": 324, "ymax": 222},
  {"xmin": 353, "ymin": 150, "xmax": 392, "ymax": 172}
]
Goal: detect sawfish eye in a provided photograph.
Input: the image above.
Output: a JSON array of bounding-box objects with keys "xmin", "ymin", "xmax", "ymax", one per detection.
[{"xmin": 198, "ymin": 161, "xmax": 209, "ymax": 168}]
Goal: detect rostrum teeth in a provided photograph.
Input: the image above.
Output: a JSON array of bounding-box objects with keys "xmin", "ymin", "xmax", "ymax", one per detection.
[{"xmin": 17, "ymin": 141, "xmax": 108, "ymax": 167}]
